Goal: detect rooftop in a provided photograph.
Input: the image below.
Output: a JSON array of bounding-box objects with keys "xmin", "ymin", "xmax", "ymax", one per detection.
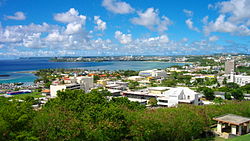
[
  {"xmin": 148, "ymin": 87, "xmax": 170, "ymax": 91},
  {"xmin": 213, "ymin": 114, "xmax": 250, "ymax": 125}
]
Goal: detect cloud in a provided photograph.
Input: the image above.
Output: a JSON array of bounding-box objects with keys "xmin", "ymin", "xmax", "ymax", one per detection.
[
  {"xmin": 185, "ymin": 18, "xmax": 200, "ymax": 32},
  {"xmin": 54, "ymin": 8, "xmax": 86, "ymax": 24},
  {"xmin": 0, "ymin": 21, "xmax": 244, "ymax": 57},
  {"xmin": 102, "ymin": 0, "xmax": 134, "ymax": 14},
  {"xmin": 115, "ymin": 35, "xmax": 227, "ymax": 55},
  {"xmin": 219, "ymin": 0, "xmax": 250, "ymax": 22},
  {"xmin": 115, "ymin": 31, "xmax": 132, "ymax": 44},
  {"xmin": 146, "ymin": 35, "xmax": 169, "ymax": 43},
  {"xmin": 204, "ymin": 0, "xmax": 250, "ymax": 36},
  {"xmin": 0, "ymin": 21, "xmax": 91, "ymax": 49},
  {"xmin": 203, "ymin": 14, "xmax": 239, "ymax": 35},
  {"xmin": 131, "ymin": 8, "xmax": 172, "ymax": 32},
  {"xmin": 183, "ymin": 9, "xmax": 193, "ymax": 17},
  {"xmin": 94, "ymin": 16, "xmax": 107, "ymax": 31},
  {"xmin": 209, "ymin": 36, "xmax": 219, "ymax": 42},
  {"xmin": 182, "ymin": 38, "xmax": 188, "ymax": 42},
  {"xmin": 5, "ymin": 11, "xmax": 26, "ymax": 20},
  {"xmin": 54, "ymin": 8, "xmax": 87, "ymax": 34},
  {"xmin": 64, "ymin": 23, "xmax": 83, "ymax": 34},
  {"xmin": 0, "ymin": 23, "xmax": 55, "ymax": 44}
]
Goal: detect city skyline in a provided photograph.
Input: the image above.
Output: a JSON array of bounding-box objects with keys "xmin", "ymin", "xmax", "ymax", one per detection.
[{"xmin": 0, "ymin": 0, "xmax": 250, "ymax": 58}]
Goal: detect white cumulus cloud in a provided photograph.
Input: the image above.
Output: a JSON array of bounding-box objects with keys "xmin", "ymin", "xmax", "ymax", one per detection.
[
  {"xmin": 203, "ymin": 14, "xmax": 238, "ymax": 35},
  {"xmin": 94, "ymin": 16, "xmax": 107, "ymax": 31},
  {"xmin": 131, "ymin": 8, "xmax": 172, "ymax": 33},
  {"xmin": 54, "ymin": 8, "xmax": 86, "ymax": 24},
  {"xmin": 219, "ymin": 0, "xmax": 250, "ymax": 22},
  {"xmin": 209, "ymin": 36, "xmax": 219, "ymax": 42},
  {"xmin": 204, "ymin": 0, "xmax": 250, "ymax": 36},
  {"xmin": 115, "ymin": 31, "xmax": 132, "ymax": 44},
  {"xmin": 5, "ymin": 11, "xmax": 26, "ymax": 20},
  {"xmin": 102, "ymin": 0, "xmax": 134, "ymax": 14},
  {"xmin": 185, "ymin": 18, "xmax": 200, "ymax": 32},
  {"xmin": 54, "ymin": 8, "xmax": 87, "ymax": 34}
]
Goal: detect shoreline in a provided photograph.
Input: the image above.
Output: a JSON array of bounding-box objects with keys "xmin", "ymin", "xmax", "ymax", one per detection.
[{"xmin": 12, "ymin": 71, "xmax": 37, "ymax": 74}]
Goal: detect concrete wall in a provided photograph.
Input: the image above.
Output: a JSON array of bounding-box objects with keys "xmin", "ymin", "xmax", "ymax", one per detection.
[{"xmin": 50, "ymin": 85, "xmax": 66, "ymax": 98}]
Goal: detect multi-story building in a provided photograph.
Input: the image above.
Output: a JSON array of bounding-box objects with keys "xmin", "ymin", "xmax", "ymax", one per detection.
[
  {"xmin": 50, "ymin": 83, "xmax": 81, "ymax": 97},
  {"xmin": 50, "ymin": 76, "xmax": 94, "ymax": 97},
  {"xmin": 76, "ymin": 76, "xmax": 94, "ymax": 92},
  {"xmin": 228, "ymin": 72, "xmax": 250, "ymax": 86},
  {"xmin": 225, "ymin": 60, "xmax": 235, "ymax": 74}
]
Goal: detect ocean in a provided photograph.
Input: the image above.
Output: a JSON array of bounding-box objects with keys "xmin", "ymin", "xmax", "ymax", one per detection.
[{"xmin": 0, "ymin": 59, "xmax": 188, "ymax": 84}]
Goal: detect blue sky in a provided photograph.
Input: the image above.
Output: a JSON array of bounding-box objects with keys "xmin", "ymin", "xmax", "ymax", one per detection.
[{"xmin": 0, "ymin": 0, "xmax": 250, "ymax": 58}]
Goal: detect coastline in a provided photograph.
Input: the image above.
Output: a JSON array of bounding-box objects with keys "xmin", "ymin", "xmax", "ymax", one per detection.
[
  {"xmin": 13, "ymin": 71, "xmax": 37, "ymax": 74},
  {"xmin": 0, "ymin": 60, "xmax": 188, "ymax": 84}
]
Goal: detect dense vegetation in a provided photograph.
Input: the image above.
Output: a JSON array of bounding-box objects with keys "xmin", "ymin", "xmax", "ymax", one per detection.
[
  {"xmin": 186, "ymin": 57, "xmax": 222, "ymax": 66},
  {"xmin": 236, "ymin": 66, "xmax": 250, "ymax": 75},
  {"xmin": 1, "ymin": 89, "xmax": 250, "ymax": 140}
]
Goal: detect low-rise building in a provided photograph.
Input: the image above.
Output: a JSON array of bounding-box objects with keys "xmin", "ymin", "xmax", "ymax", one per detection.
[
  {"xmin": 157, "ymin": 87, "xmax": 201, "ymax": 107},
  {"xmin": 105, "ymin": 81, "xmax": 128, "ymax": 90},
  {"xmin": 127, "ymin": 76, "xmax": 144, "ymax": 81},
  {"xmin": 50, "ymin": 83, "xmax": 81, "ymax": 97},
  {"xmin": 97, "ymin": 79, "xmax": 108, "ymax": 86},
  {"xmin": 213, "ymin": 114, "xmax": 250, "ymax": 138},
  {"xmin": 148, "ymin": 87, "xmax": 169, "ymax": 94},
  {"xmin": 107, "ymin": 89, "xmax": 122, "ymax": 96},
  {"xmin": 228, "ymin": 72, "xmax": 250, "ymax": 86},
  {"xmin": 41, "ymin": 89, "xmax": 50, "ymax": 96},
  {"xmin": 139, "ymin": 69, "xmax": 167, "ymax": 78},
  {"xmin": 122, "ymin": 87, "xmax": 201, "ymax": 107}
]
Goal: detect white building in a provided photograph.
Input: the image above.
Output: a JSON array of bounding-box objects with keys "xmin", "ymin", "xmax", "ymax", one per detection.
[
  {"xmin": 105, "ymin": 80, "xmax": 128, "ymax": 90},
  {"xmin": 50, "ymin": 83, "xmax": 81, "ymax": 97},
  {"xmin": 139, "ymin": 69, "xmax": 167, "ymax": 78},
  {"xmin": 157, "ymin": 87, "xmax": 201, "ymax": 107},
  {"xmin": 127, "ymin": 76, "xmax": 144, "ymax": 81},
  {"xmin": 122, "ymin": 87, "xmax": 201, "ymax": 107},
  {"xmin": 76, "ymin": 76, "xmax": 94, "ymax": 92},
  {"xmin": 228, "ymin": 72, "xmax": 250, "ymax": 86}
]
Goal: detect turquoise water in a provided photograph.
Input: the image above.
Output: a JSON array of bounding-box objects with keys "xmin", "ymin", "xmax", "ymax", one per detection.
[{"xmin": 0, "ymin": 59, "xmax": 188, "ymax": 84}]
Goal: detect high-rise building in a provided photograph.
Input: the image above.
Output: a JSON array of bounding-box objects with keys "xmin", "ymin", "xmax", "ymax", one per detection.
[
  {"xmin": 225, "ymin": 60, "xmax": 235, "ymax": 74},
  {"xmin": 76, "ymin": 76, "xmax": 94, "ymax": 93}
]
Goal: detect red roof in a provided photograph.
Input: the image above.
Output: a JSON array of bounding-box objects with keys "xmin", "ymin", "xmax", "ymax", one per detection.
[
  {"xmin": 99, "ymin": 74, "xmax": 107, "ymax": 77},
  {"xmin": 42, "ymin": 89, "xmax": 50, "ymax": 93}
]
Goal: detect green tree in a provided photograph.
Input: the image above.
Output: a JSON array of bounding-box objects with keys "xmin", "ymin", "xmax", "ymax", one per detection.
[
  {"xmin": 222, "ymin": 77, "xmax": 227, "ymax": 85},
  {"xmin": 231, "ymin": 89, "xmax": 244, "ymax": 100},
  {"xmin": 241, "ymin": 83, "xmax": 250, "ymax": 93},
  {"xmin": 224, "ymin": 92, "xmax": 232, "ymax": 100},
  {"xmin": 148, "ymin": 98, "xmax": 158, "ymax": 107},
  {"xmin": 32, "ymin": 107, "xmax": 82, "ymax": 140},
  {"xmin": 161, "ymin": 79, "xmax": 177, "ymax": 87},
  {"xmin": 226, "ymin": 82, "xmax": 239, "ymax": 89},
  {"xmin": 44, "ymin": 81, "xmax": 52, "ymax": 88},
  {"xmin": 213, "ymin": 97, "xmax": 223, "ymax": 104},
  {"xmin": 202, "ymin": 87, "xmax": 215, "ymax": 100},
  {"xmin": 128, "ymin": 81, "xmax": 139, "ymax": 90},
  {"xmin": 0, "ymin": 97, "xmax": 36, "ymax": 140},
  {"xmin": 93, "ymin": 75, "xmax": 100, "ymax": 82}
]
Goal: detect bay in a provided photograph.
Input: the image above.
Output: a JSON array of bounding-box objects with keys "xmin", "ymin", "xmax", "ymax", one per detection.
[{"xmin": 0, "ymin": 59, "xmax": 188, "ymax": 84}]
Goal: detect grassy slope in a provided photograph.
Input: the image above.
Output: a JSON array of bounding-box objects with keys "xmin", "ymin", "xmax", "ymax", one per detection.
[
  {"xmin": 10, "ymin": 92, "xmax": 44, "ymax": 99},
  {"xmin": 228, "ymin": 134, "xmax": 250, "ymax": 141}
]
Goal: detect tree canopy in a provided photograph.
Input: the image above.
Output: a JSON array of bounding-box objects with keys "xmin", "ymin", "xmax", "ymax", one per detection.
[{"xmin": 1, "ymin": 89, "xmax": 250, "ymax": 140}]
